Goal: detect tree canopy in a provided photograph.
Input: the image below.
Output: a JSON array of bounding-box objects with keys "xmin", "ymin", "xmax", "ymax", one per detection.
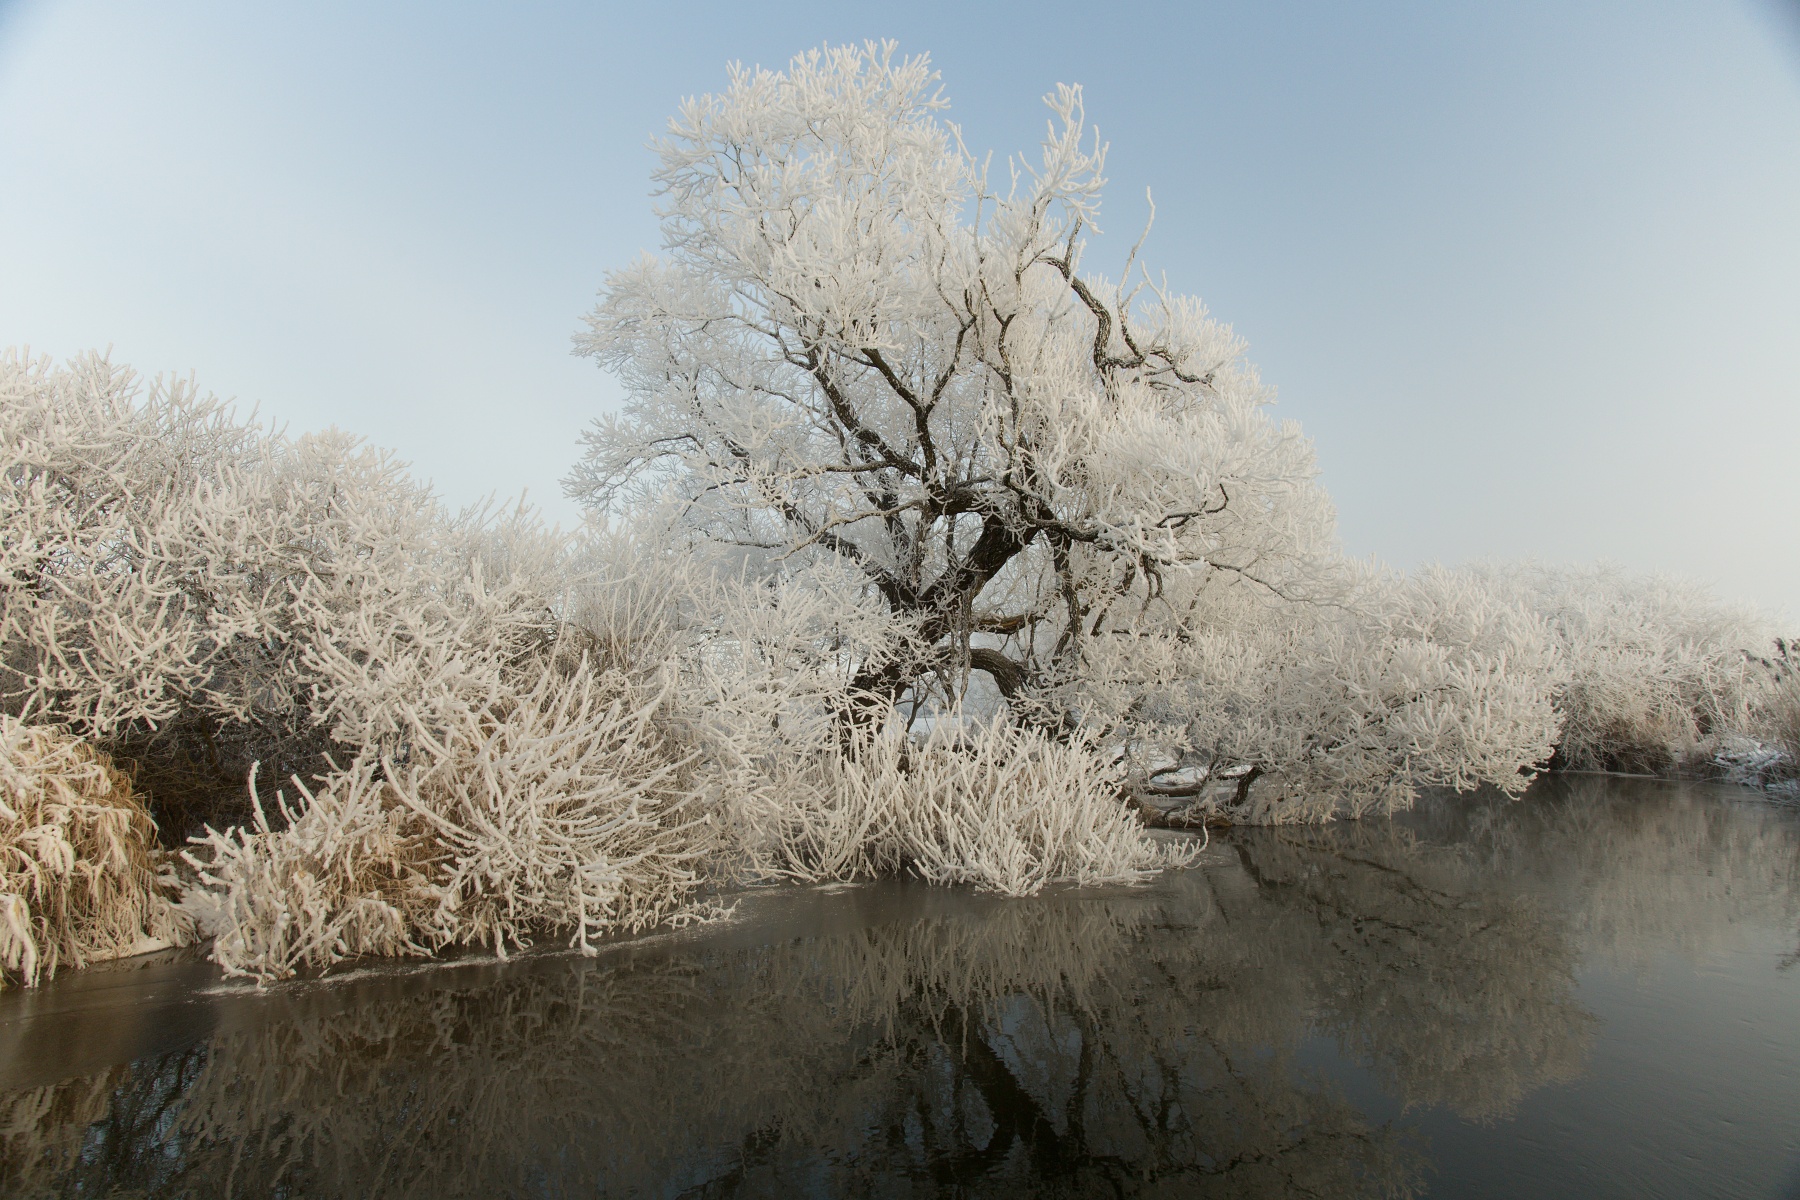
[{"xmin": 568, "ymin": 42, "xmax": 1335, "ymax": 712}]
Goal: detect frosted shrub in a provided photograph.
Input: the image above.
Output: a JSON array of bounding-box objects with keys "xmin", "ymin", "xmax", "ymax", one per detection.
[
  {"xmin": 0, "ymin": 351, "xmax": 463, "ymax": 829},
  {"xmin": 182, "ymin": 764, "xmax": 432, "ymax": 981},
  {"xmin": 1770, "ymin": 656, "xmax": 1800, "ymax": 771},
  {"xmin": 173, "ymin": 507, "xmax": 735, "ymax": 981},
  {"xmin": 3, "ymin": 350, "xmax": 608, "ymax": 819},
  {"xmin": 392, "ymin": 662, "xmax": 712, "ymax": 957},
  {"xmin": 186, "ymin": 658, "xmax": 714, "ymax": 982},
  {"xmin": 1463, "ymin": 563, "xmax": 1768, "ymax": 774},
  {"xmin": 738, "ymin": 710, "xmax": 1189, "ymax": 895},
  {"xmin": 4, "ymin": 351, "xmax": 724, "ymax": 981},
  {"xmin": 164, "ymin": 480, "xmax": 724, "ymax": 982},
  {"xmin": 1064, "ymin": 566, "xmax": 1563, "ymax": 824},
  {"xmin": 0, "ymin": 715, "xmax": 191, "ymax": 988},
  {"xmin": 729, "ymin": 734, "xmax": 899, "ymax": 884},
  {"xmin": 1738, "ymin": 638, "xmax": 1800, "ymax": 791},
  {"xmin": 1345, "ymin": 566, "xmax": 1564, "ymax": 796},
  {"xmin": 894, "ymin": 718, "xmax": 1190, "ymax": 892},
  {"xmin": 1, "ymin": 352, "xmax": 288, "ymax": 820}
]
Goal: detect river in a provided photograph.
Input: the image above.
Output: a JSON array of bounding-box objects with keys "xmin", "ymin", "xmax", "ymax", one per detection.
[{"xmin": 2, "ymin": 774, "xmax": 1796, "ymax": 1197}]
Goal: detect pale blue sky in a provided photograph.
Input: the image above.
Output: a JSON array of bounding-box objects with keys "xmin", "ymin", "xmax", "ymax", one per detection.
[{"xmin": 2, "ymin": 1, "xmax": 1796, "ymax": 613}]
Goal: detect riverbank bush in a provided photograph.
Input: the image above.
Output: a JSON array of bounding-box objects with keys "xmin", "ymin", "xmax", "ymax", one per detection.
[
  {"xmin": 1461, "ymin": 562, "xmax": 1769, "ymax": 776},
  {"xmin": 1732, "ymin": 638, "xmax": 1800, "ymax": 795},
  {"xmin": 183, "ymin": 659, "xmax": 716, "ymax": 980},
  {"xmin": 1076, "ymin": 564, "xmax": 1566, "ymax": 825},
  {"xmin": 0, "ymin": 715, "xmax": 191, "ymax": 989},
  {"xmin": 1769, "ymin": 648, "xmax": 1800, "ymax": 772},
  {"xmin": 736, "ymin": 714, "xmax": 1187, "ymax": 893},
  {"xmin": 2, "ymin": 352, "xmax": 728, "ymax": 981},
  {"xmin": 1, "ymin": 349, "xmax": 480, "ymax": 837}
]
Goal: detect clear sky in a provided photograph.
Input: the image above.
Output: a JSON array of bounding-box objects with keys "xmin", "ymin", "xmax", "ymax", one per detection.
[{"xmin": 2, "ymin": 1, "xmax": 1796, "ymax": 615}]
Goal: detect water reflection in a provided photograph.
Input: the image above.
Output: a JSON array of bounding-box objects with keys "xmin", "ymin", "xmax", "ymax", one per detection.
[
  {"xmin": 1225, "ymin": 820, "xmax": 1594, "ymax": 1121},
  {"xmin": 2, "ymin": 778, "xmax": 1796, "ymax": 1199},
  {"xmin": 1407, "ymin": 774, "xmax": 1800, "ymax": 966}
]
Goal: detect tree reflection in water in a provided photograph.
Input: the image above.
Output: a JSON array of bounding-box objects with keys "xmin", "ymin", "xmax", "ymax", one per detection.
[{"xmin": 3, "ymin": 780, "xmax": 1795, "ymax": 1199}]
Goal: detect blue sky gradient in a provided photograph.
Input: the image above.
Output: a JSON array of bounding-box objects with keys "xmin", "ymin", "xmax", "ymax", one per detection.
[{"xmin": 2, "ymin": 1, "xmax": 1796, "ymax": 612}]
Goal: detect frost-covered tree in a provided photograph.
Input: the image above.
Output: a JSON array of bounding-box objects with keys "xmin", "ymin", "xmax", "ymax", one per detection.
[
  {"xmin": 568, "ymin": 43, "xmax": 1336, "ymax": 721},
  {"xmin": 568, "ymin": 43, "xmax": 1566, "ymax": 820}
]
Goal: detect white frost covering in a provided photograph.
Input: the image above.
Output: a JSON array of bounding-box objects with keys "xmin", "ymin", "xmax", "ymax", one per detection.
[
  {"xmin": 0, "ymin": 715, "xmax": 191, "ymax": 988},
  {"xmin": 3, "ymin": 352, "xmax": 722, "ymax": 982},
  {"xmin": 1069, "ymin": 565, "xmax": 1566, "ymax": 822},
  {"xmin": 735, "ymin": 712, "xmax": 1192, "ymax": 895},
  {"xmin": 1460, "ymin": 562, "xmax": 1771, "ymax": 773},
  {"xmin": 568, "ymin": 43, "xmax": 1338, "ymax": 710},
  {"xmin": 184, "ymin": 662, "xmax": 713, "ymax": 980},
  {"xmin": 562, "ymin": 44, "xmax": 1578, "ymax": 824}
]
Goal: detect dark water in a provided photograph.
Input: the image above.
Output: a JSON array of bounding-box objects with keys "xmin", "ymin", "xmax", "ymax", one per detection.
[{"xmin": 3, "ymin": 776, "xmax": 1798, "ymax": 1198}]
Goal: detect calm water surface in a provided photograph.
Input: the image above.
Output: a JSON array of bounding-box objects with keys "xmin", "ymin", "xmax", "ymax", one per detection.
[{"xmin": 2, "ymin": 775, "xmax": 1798, "ymax": 1198}]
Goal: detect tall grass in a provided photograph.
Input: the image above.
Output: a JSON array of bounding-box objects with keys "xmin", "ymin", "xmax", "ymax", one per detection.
[
  {"xmin": 736, "ymin": 713, "xmax": 1192, "ymax": 894},
  {"xmin": 0, "ymin": 715, "xmax": 190, "ymax": 987}
]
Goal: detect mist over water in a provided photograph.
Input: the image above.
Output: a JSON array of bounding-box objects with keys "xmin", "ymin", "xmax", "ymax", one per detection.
[{"xmin": 2, "ymin": 776, "xmax": 1797, "ymax": 1198}]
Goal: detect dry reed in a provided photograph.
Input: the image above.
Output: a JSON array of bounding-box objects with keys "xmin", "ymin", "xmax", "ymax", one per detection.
[{"xmin": 0, "ymin": 715, "xmax": 191, "ymax": 988}]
